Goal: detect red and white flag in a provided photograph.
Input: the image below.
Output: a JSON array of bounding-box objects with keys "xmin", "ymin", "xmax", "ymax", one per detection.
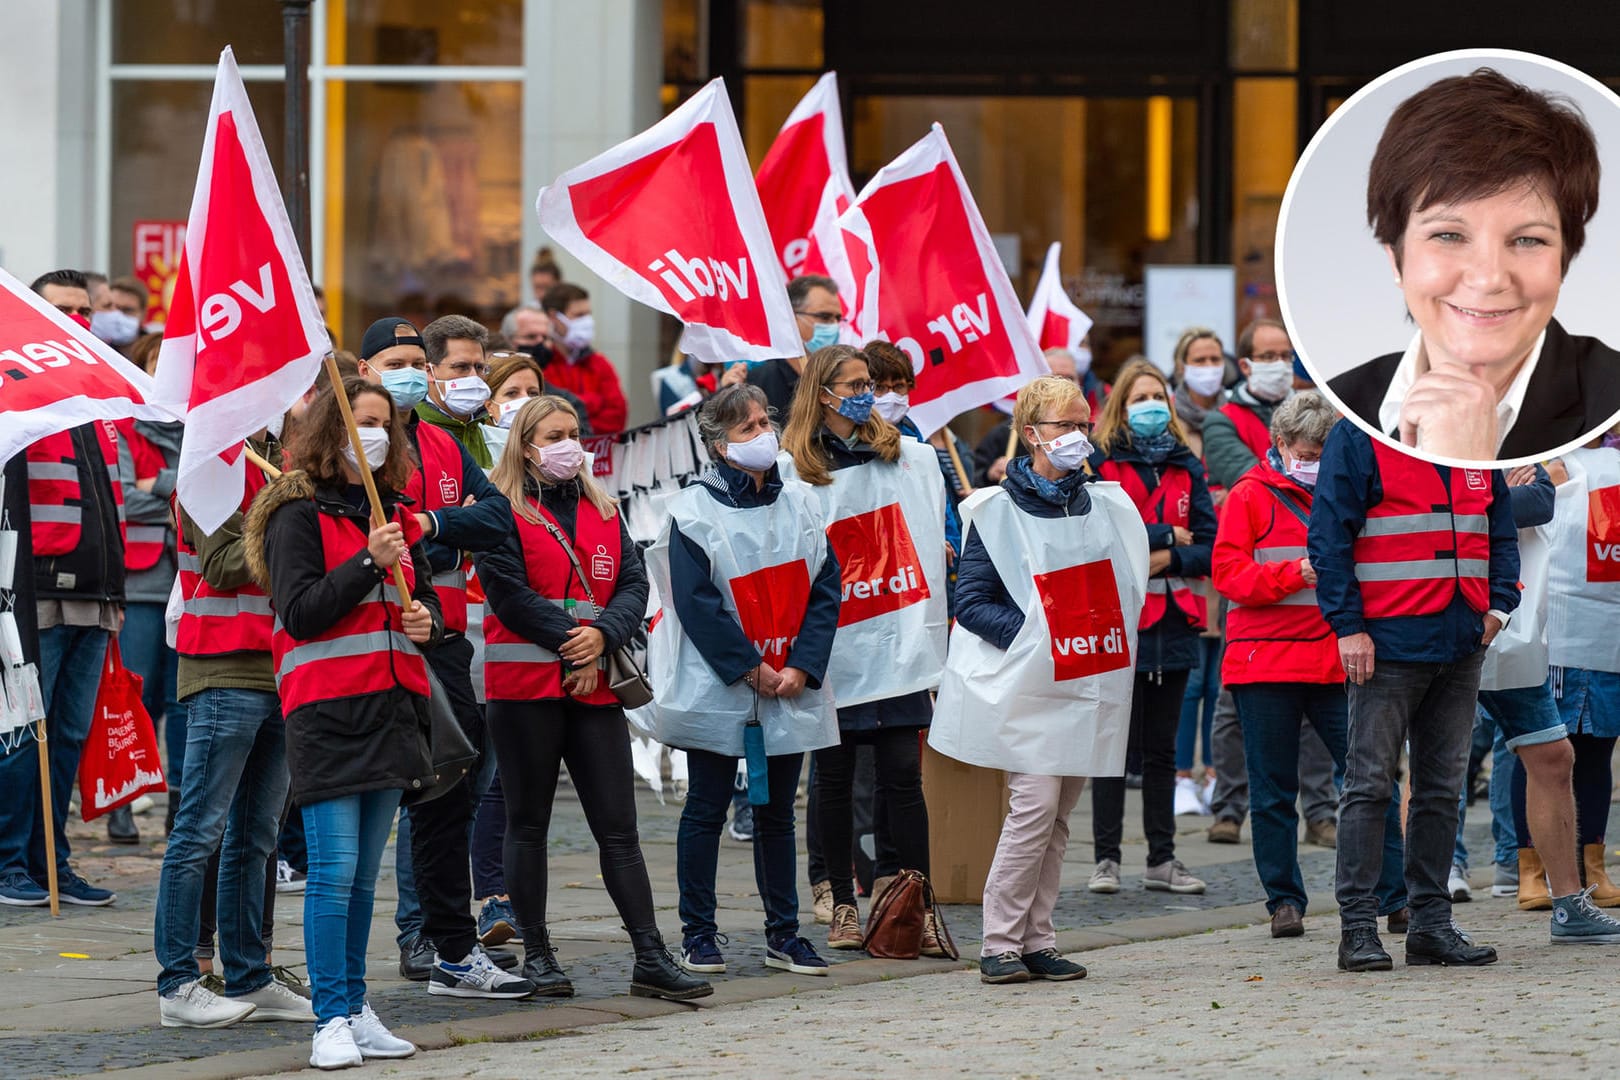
[
  {"xmin": 755, "ymin": 72, "xmax": 859, "ymax": 324},
  {"xmin": 535, "ymin": 78, "xmax": 801, "ymax": 366},
  {"xmin": 154, "ymin": 47, "xmax": 330, "ymax": 534},
  {"xmin": 837, "ymin": 125, "xmax": 1047, "ymax": 437},
  {"xmin": 0, "ymin": 268, "xmax": 174, "ymax": 465},
  {"xmin": 1027, "ymin": 242, "xmax": 1092, "ymax": 357}
]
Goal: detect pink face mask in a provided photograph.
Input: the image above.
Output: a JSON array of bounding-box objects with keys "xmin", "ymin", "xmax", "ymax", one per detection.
[{"xmin": 531, "ymin": 438, "xmax": 585, "ymax": 481}]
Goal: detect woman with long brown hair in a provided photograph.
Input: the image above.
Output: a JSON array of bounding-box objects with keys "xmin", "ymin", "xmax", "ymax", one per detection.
[{"xmin": 782, "ymin": 345, "xmax": 947, "ymax": 955}]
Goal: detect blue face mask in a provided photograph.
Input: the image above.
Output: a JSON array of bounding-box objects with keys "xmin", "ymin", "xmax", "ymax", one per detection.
[
  {"xmin": 1127, "ymin": 399, "xmax": 1172, "ymax": 438},
  {"xmin": 826, "ymin": 388, "xmax": 875, "ymax": 426},
  {"xmin": 806, "ymin": 322, "xmax": 840, "ymax": 352},
  {"xmin": 378, "ymin": 367, "xmax": 429, "ymax": 410}
]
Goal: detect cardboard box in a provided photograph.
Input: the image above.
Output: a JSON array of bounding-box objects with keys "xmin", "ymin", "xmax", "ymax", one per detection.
[{"xmin": 922, "ymin": 743, "xmax": 1009, "ymax": 904}]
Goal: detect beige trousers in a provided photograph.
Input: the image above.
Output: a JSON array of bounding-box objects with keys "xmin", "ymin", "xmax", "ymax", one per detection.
[{"xmin": 980, "ymin": 772, "xmax": 1087, "ymax": 957}]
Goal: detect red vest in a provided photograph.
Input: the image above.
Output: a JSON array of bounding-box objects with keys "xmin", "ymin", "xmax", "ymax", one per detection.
[
  {"xmin": 1221, "ymin": 400, "xmax": 1273, "ymax": 461},
  {"xmin": 484, "ymin": 500, "xmax": 621, "ymax": 706},
  {"xmin": 405, "ymin": 423, "xmax": 472, "ymax": 634},
  {"xmin": 114, "ymin": 419, "xmax": 169, "ymax": 571},
  {"xmin": 26, "ymin": 423, "xmax": 126, "ymax": 557},
  {"xmin": 271, "ymin": 506, "xmax": 431, "ymax": 715},
  {"xmin": 1353, "ymin": 441, "xmax": 1493, "ymax": 619},
  {"xmin": 1224, "ymin": 478, "xmax": 1332, "ymax": 651},
  {"xmin": 176, "ymin": 466, "xmax": 274, "ymax": 658},
  {"xmin": 1100, "ymin": 458, "xmax": 1208, "ymax": 631}
]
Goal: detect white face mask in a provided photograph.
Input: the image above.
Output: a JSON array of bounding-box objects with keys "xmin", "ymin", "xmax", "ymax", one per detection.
[
  {"xmin": 90, "ymin": 309, "xmax": 141, "ymax": 347},
  {"xmin": 436, "ymin": 375, "xmax": 491, "ymax": 417},
  {"xmin": 1029, "ymin": 428, "xmax": 1093, "ymax": 472},
  {"xmin": 342, "ymin": 426, "xmax": 391, "ymax": 472},
  {"xmin": 1182, "ymin": 364, "xmax": 1225, "ymax": 398},
  {"xmin": 1285, "ymin": 454, "xmax": 1320, "ymax": 486},
  {"xmin": 559, "ymin": 313, "xmax": 595, "ymax": 355},
  {"xmin": 1246, "ymin": 359, "xmax": 1294, "ymax": 402},
  {"xmin": 496, "ymin": 397, "xmax": 527, "ymax": 429},
  {"xmin": 725, "ymin": 429, "xmax": 779, "ymax": 471},
  {"xmin": 873, "ymin": 391, "xmax": 910, "ymax": 424},
  {"xmin": 1071, "ymin": 346, "xmax": 1093, "ymax": 377}
]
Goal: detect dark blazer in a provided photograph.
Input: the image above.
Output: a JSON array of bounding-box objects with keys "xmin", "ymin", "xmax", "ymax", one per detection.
[{"xmin": 1328, "ymin": 319, "xmax": 1620, "ymax": 460}]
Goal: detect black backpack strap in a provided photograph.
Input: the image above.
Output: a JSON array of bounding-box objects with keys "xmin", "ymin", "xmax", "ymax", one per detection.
[{"xmin": 1261, "ymin": 482, "xmax": 1312, "ymax": 529}]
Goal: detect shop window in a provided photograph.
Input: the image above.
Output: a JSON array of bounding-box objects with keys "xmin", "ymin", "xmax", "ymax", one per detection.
[
  {"xmin": 112, "ymin": 1, "xmax": 282, "ymax": 65},
  {"xmin": 743, "ymin": 74, "xmax": 817, "ymax": 166},
  {"xmin": 744, "ymin": 0, "xmax": 823, "ymax": 69},
  {"xmin": 1232, "ymin": 78, "xmax": 1296, "ymax": 326},
  {"xmin": 1230, "ymin": 0, "xmax": 1298, "ymax": 72},
  {"xmin": 341, "ymin": 0, "xmax": 522, "ymax": 66}
]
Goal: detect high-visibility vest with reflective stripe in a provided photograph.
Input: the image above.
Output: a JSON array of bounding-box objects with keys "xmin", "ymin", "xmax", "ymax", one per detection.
[
  {"xmin": 175, "ymin": 466, "xmax": 274, "ymax": 657},
  {"xmin": 1221, "ymin": 400, "xmax": 1272, "ymax": 460},
  {"xmin": 1353, "ymin": 440, "xmax": 1493, "ymax": 618},
  {"xmin": 26, "ymin": 423, "xmax": 126, "ymax": 557},
  {"xmin": 1099, "ymin": 459, "xmax": 1208, "ymax": 631},
  {"xmin": 405, "ymin": 422, "xmax": 472, "ymax": 633},
  {"xmin": 271, "ymin": 506, "xmax": 431, "ymax": 714},
  {"xmin": 484, "ymin": 500, "xmax": 621, "ymax": 705},
  {"xmin": 1225, "ymin": 480, "xmax": 1329, "ymax": 634},
  {"xmin": 114, "ymin": 418, "xmax": 168, "ymax": 571}
]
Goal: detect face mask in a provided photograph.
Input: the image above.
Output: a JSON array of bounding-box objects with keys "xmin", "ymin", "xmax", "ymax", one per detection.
[
  {"xmin": 1286, "ymin": 455, "xmax": 1320, "ymax": 487},
  {"xmin": 378, "ymin": 367, "xmax": 428, "ymax": 410},
  {"xmin": 496, "ymin": 397, "xmax": 528, "ymax": 429},
  {"xmin": 1031, "ymin": 428, "xmax": 1093, "ymax": 472},
  {"xmin": 806, "ymin": 322, "xmax": 839, "ymax": 352},
  {"xmin": 514, "ymin": 343, "xmax": 553, "ymax": 369},
  {"xmin": 342, "ymin": 426, "xmax": 391, "ymax": 472},
  {"xmin": 873, "ymin": 391, "xmax": 910, "ymax": 424},
  {"xmin": 826, "ymin": 387, "xmax": 875, "ymax": 426},
  {"xmin": 436, "ymin": 375, "xmax": 490, "ymax": 417},
  {"xmin": 1182, "ymin": 364, "xmax": 1225, "ymax": 398},
  {"xmin": 1072, "ymin": 346, "xmax": 1093, "ymax": 377},
  {"xmin": 1127, "ymin": 399, "xmax": 1172, "ymax": 438},
  {"xmin": 559, "ymin": 314, "xmax": 595, "ymax": 354},
  {"xmin": 90, "ymin": 309, "xmax": 140, "ymax": 347},
  {"xmin": 1246, "ymin": 359, "xmax": 1293, "ymax": 402},
  {"xmin": 725, "ymin": 429, "xmax": 780, "ymax": 471},
  {"xmin": 531, "ymin": 437, "xmax": 585, "ymax": 482}
]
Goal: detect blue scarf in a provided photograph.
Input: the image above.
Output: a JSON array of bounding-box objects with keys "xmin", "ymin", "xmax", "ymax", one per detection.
[
  {"xmin": 1007, "ymin": 456, "xmax": 1085, "ymax": 507},
  {"xmin": 1133, "ymin": 431, "xmax": 1179, "ymax": 464}
]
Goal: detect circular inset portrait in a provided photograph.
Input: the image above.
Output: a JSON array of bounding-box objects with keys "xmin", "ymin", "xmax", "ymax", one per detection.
[{"xmin": 1278, "ymin": 49, "xmax": 1620, "ymax": 468}]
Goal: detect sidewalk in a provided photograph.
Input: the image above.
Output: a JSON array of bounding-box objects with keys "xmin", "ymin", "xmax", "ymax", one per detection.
[{"xmin": 0, "ymin": 782, "xmax": 1504, "ymax": 1079}]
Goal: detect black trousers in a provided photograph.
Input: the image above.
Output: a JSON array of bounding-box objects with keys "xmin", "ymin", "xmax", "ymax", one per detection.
[
  {"xmin": 814, "ymin": 727, "xmax": 929, "ymax": 907},
  {"xmin": 405, "ymin": 635, "xmax": 484, "ymax": 962},
  {"xmin": 1092, "ymin": 670, "xmax": 1190, "ymax": 867},
  {"xmin": 486, "ymin": 697, "xmax": 657, "ymax": 938}
]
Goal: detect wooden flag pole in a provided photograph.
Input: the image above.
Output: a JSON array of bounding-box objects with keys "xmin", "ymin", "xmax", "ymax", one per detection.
[
  {"xmin": 324, "ymin": 354, "xmax": 414, "ymax": 610},
  {"xmin": 1005, "ymin": 422, "xmax": 1020, "ymax": 460},
  {"xmin": 242, "ymin": 444, "xmax": 282, "ymax": 480},
  {"xmin": 941, "ymin": 429, "xmax": 974, "ymax": 494},
  {"xmin": 36, "ymin": 719, "xmax": 58, "ymax": 916}
]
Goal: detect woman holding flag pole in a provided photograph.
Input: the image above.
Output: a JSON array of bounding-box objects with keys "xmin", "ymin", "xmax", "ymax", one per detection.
[{"xmin": 780, "ymin": 345, "xmax": 949, "ymax": 953}]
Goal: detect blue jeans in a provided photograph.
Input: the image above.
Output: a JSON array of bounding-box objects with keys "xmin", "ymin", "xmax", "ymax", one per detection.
[
  {"xmin": 304, "ymin": 787, "xmax": 402, "ymax": 1026},
  {"xmin": 393, "ymin": 807, "xmax": 421, "ymax": 947},
  {"xmin": 1234, "ymin": 683, "xmax": 1407, "ymax": 916},
  {"xmin": 153, "ymin": 689, "xmax": 287, "ymax": 997},
  {"xmin": 1177, "ymin": 637, "xmax": 1222, "ymax": 771},
  {"xmin": 1453, "ymin": 708, "xmax": 1517, "ymax": 870},
  {"xmin": 0, "ymin": 625, "xmax": 110, "ymax": 879},
  {"xmin": 119, "ymin": 602, "xmax": 184, "ymax": 793},
  {"xmin": 678, "ymin": 749, "xmax": 802, "ymax": 943}
]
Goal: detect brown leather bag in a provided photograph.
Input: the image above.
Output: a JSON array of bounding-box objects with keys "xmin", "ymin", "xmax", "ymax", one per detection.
[{"xmin": 862, "ymin": 869, "xmax": 958, "ymax": 960}]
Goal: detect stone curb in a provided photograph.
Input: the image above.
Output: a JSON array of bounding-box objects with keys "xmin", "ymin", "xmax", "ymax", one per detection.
[{"xmin": 77, "ymin": 900, "xmax": 1272, "ymax": 1080}]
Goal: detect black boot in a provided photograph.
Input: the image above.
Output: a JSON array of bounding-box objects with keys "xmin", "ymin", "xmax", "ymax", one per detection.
[
  {"xmin": 107, "ymin": 807, "xmax": 140, "ymax": 845},
  {"xmin": 521, "ymin": 929, "xmax": 575, "ymax": 997},
  {"xmin": 629, "ymin": 928, "xmax": 713, "ymax": 1001}
]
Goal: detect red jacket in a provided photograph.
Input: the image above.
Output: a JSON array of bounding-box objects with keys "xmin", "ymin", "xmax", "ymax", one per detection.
[
  {"xmin": 544, "ymin": 350, "xmax": 629, "ymax": 435},
  {"xmin": 1214, "ymin": 460, "xmax": 1342, "ymax": 685}
]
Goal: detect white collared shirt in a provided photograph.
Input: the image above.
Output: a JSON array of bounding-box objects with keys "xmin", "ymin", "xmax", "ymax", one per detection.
[{"xmin": 1377, "ymin": 330, "xmax": 1546, "ymax": 453}]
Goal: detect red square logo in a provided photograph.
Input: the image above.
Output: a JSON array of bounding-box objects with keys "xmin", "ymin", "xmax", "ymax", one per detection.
[
  {"xmin": 1589, "ymin": 485, "xmax": 1620, "ymax": 582},
  {"xmin": 1032, "ymin": 559, "xmax": 1131, "ymax": 681},
  {"xmin": 729, "ymin": 560, "xmax": 812, "ymax": 669},
  {"xmin": 826, "ymin": 502, "xmax": 932, "ymax": 627}
]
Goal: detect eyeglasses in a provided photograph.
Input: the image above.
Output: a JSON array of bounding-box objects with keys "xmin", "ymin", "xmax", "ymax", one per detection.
[
  {"xmin": 435, "ymin": 360, "xmax": 492, "ymax": 379},
  {"xmin": 1032, "ymin": 419, "xmax": 1094, "ymax": 435},
  {"xmin": 1249, "ymin": 351, "xmax": 1292, "ymax": 364},
  {"xmin": 795, "ymin": 309, "xmax": 845, "ymax": 326},
  {"xmin": 826, "ymin": 379, "xmax": 876, "ymax": 394}
]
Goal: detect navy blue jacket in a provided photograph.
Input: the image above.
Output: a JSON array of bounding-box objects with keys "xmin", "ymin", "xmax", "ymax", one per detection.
[
  {"xmin": 955, "ymin": 457, "xmax": 1093, "ymax": 652},
  {"xmin": 1089, "ymin": 437, "xmax": 1217, "ymax": 673},
  {"xmin": 406, "ymin": 414, "xmax": 511, "ymax": 579},
  {"xmin": 1508, "ymin": 465, "xmax": 1555, "ymax": 529},
  {"xmin": 667, "ymin": 459, "xmax": 840, "ymax": 689},
  {"xmin": 1307, "ymin": 421, "xmax": 1520, "ymax": 664}
]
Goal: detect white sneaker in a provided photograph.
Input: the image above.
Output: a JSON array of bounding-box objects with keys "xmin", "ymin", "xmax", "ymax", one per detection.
[
  {"xmin": 1174, "ymin": 777, "xmax": 1206, "ymax": 816},
  {"xmin": 275, "ymin": 859, "xmax": 307, "ymax": 894},
  {"xmin": 428, "ymin": 944, "xmax": 536, "ymax": 998},
  {"xmin": 1198, "ymin": 774, "xmax": 1215, "ymax": 813},
  {"xmin": 1449, "ymin": 864, "xmax": 1473, "ymax": 903},
  {"xmin": 348, "ymin": 1002, "xmax": 416, "ymax": 1059},
  {"xmin": 158, "ymin": 979, "xmax": 256, "ymax": 1028},
  {"xmin": 1088, "ymin": 859, "xmax": 1121, "ymax": 894},
  {"xmin": 311, "ymin": 1015, "xmax": 364, "ymax": 1070},
  {"xmin": 131, "ymin": 794, "xmax": 156, "ymax": 815},
  {"xmin": 236, "ymin": 974, "xmax": 316, "ymax": 1021}
]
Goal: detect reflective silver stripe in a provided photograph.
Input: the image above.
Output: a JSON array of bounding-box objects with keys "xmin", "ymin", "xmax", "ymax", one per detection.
[
  {"xmin": 26, "ymin": 462, "xmax": 77, "ymax": 481},
  {"xmin": 1354, "ymin": 557, "xmax": 1492, "ymax": 583},
  {"xmin": 177, "ymin": 551, "xmax": 202, "ymax": 572},
  {"xmin": 1357, "ymin": 512, "xmax": 1454, "ymax": 537},
  {"xmin": 183, "ymin": 594, "xmax": 273, "ymax": 618},
  {"xmin": 1145, "ymin": 578, "xmax": 1191, "ymax": 594},
  {"xmin": 1234, "ymin": 589, "xmax": 1318, "ymax": 609},
  {"xmin": 277, "ymin": 630, "xmax": 416, "ymax": 675},
  {"xmin": 1452, "ymin": 514, "xmax": 1489, "ymax": 534},
  {"xmin": 30, "ymin": 505, "xmax": 81, "ymax": 524},
  {"xmin": 432, "ymin": 568, "xmax": 468, "ymax": 590},
  {"xmin": 1254, "ymin": 546, "xmax": 1307, "ymax": 565},
  {"xmin": 127, "ymin": 525, "xmax": 167, "ymax": 543},
  {"xmin": 1456, "ymin": 558, "xmax": 1490, "ymax": 578},
  {"xmin": 484, "ymin": 642, "xmax": 561, "ymax": 664}
]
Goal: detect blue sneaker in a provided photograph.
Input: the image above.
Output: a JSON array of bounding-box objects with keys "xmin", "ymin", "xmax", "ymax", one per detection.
[
  {"xmin": 58, "ymin": 870, "xmax": 115, "ymax": 907},
  {"xmin": 680, "ymin": 932, "xmax": 728, "ymax": 974},
  {"xmin": 727, "ymin": 802, "xmax": 755, "ymax": 842},
  {"xmin": 477, "ymin": 897, "xmax": 520, "ymax": 946},
  {"xmin": 766, "ymin": 935, "xmax": 829, "ymax": 976},
  {"xmin": 0, "ymin": 870, "xmax": 48, "ymax": 907},
  {"xmin": 1551, "ymin": 887, "xmax": 1620, "ymax": 944}
]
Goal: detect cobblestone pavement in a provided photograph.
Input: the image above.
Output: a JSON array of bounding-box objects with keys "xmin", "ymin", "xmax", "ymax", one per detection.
[{"xmin": 0, "ymin": 778, "xmax": 1582, "ymax": 1079}]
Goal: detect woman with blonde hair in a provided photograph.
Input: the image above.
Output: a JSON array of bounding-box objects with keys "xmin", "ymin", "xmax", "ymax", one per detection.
[
  {"xmin": 1086, "ymin": 360, "xmax": 1218, "ymax": 897},
  {"xmin": 474, "ymin": 395, "xmax": 711, "ymax": 1002},
  {"xmin": 781, "ymin": 345, "xmax": 947, "ymax": 954}
]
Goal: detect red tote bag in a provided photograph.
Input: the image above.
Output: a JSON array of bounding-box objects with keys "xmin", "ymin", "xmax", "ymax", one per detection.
[{"xmin": 77, "ymin": 641, "xmax": 167, "ymax": 822}]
